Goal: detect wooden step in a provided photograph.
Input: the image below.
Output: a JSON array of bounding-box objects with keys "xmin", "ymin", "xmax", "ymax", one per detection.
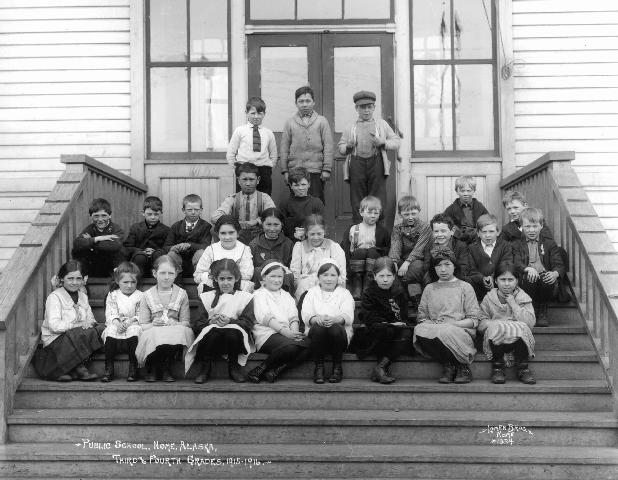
[
  {"xmin": 23, "ymin": 350, "xmax": 607, "ymax": 381},
  {"xmin": 8, "ymin": 409, "xmax": 618, "ymax": 447},
  {"xmin": 1, "ymin": 443, "xmax": 617, "ymax": 478},
  {"xmin": 14, "ymin": 379, "xmax": 613, "ymax": 412}
]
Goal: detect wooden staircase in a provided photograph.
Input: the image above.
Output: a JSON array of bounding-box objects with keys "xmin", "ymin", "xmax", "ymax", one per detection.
[{"xmin": 2, "ymin": 278, "xmax": 617, "ymax": 479}]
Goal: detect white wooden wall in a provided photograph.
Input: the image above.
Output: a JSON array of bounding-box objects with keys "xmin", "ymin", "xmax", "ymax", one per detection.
[
  {"xmin": 0, "ymin": 0, "xmax": 132, "ymax": 179},
  {"xmin": 512, "ymin": 0, "xmax": 618, "ymax": 248}
]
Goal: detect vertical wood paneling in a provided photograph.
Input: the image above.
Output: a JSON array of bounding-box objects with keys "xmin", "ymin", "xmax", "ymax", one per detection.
[
  {"xmin": 159, "ymin": 177, "xmax": 221, "ymax": 227},
  {"xmin": 426, "ymin": 175, "xmax": 488, "ymax": 218}
]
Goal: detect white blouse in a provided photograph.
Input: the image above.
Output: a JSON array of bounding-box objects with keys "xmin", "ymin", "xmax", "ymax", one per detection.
[
  {"xmin": 251, "ymin": 287, "xmax": 299, "ymax": 350},
  {"xmin": 193, "ymin": 241, "xmax": 254, "ymax": 292},
  {"xmin": 301, "ymin": 285, "xmax": 355, "ymax": 342},
  {"xmin": 41, "ymin": 287, "xmax": 96, "ymax": 347}
]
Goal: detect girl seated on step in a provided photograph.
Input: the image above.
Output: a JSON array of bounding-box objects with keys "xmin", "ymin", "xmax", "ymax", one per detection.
[
  {"xmin": 247, "ymin": 261, "xmax": 310, "ymax": 383},
  {"xmin": 34, "ymin": 260, "xmax": 102, "ymax": 382},
  {"xmin": 101, "ymin": 261, "xmax": 143, "ymax": 382},
  {"xmin": 478, "ymin": 261, "xmax": 536, "ymax": 384},
  {"xmin": 136, "ymin": 255, "xmax": 194, "ymax": 382},
  {"xmin": 301, "ymin": 259, "xmax": 355, "ymax": 384},
  {"xmin": 193, "ymin": 215, "xmax": 254, "ymax": 294},
  {"xmin": 413, "ymin": 247, "xmax": 480, "ymax": 384},
  {"xmin": 185, "ymin": 259, "xmax": 254, "ymax": 384},
  {"xmin": 355, "ymin": 257, "xmax": 412, "ymax": 384},
  {"xmin": 290, "ymin": 214, "xmax": 346, "ymax": 301},
  {"xmin": 249, "ymin": 208, "xmax": 294, "ymax": 292}
]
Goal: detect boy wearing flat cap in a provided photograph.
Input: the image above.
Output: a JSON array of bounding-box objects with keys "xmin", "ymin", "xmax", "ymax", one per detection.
[{"xmin": 338, "ymin": 91, "xmax": 401, "ymax": 223}]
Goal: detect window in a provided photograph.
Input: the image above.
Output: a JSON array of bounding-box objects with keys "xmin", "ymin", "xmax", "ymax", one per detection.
[
  {"xmin": 147, "ymin": 0, "xmax": 230, "ymax": 158},
  {"xmin": 247, "ymin": 0, "xmax": 392, "ymax": 23},
  {"xmin": 411, "ymin": 0, "xmax": 497, "ymax": 155}
]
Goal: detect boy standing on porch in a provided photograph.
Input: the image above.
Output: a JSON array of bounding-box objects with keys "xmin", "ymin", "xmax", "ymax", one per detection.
[
  {"xmin": 338, "ymin": 90, "xmax": 401, "ymax": 224},
  {"xmin": 226, "ymin": 97, "xmax": 278, "ymax": 196},
  {"xmin": 280, "ymin": 86, "xmax": 334, "ymax": 203}
]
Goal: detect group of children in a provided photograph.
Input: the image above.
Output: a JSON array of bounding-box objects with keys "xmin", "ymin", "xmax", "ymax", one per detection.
[{"xmin": 33, "ymin": 86, "xmax": 567, "ymax": 387}]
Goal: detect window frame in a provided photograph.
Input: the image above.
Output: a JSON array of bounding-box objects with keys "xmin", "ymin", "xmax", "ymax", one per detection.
[
  {"xmin": 145, "ymin": 0, "xmax": 232, "ymax": 160},
  {"xmin": 410, "ymin": 0, "xmax": 499, "ymax": 157},
  {"xmin": 245, "ymin": 0, "xmax": 394, "ymax": 25}
]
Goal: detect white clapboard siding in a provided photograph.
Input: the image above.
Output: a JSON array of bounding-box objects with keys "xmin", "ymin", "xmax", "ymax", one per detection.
[
  {"xmin": 0, "ymin": 1, "xmax": 132, "ymax": 271},
  {"xmin": 512, "ymin": 0, "xmax": 618, "ymax": 251}
]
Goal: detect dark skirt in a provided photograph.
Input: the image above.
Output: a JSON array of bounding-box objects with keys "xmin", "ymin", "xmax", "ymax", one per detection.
[{"xmin": 34, "ymin": 326, "xmax": 103, "ymax": 380}]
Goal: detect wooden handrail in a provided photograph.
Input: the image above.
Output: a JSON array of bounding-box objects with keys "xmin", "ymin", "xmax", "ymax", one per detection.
[
  {"xmin": 499, "ymin": 151, "xmax": 618, "ymax": 413},
  {"xmin": 0, "ymin": 155, "xmax": 147, "ymax": 442}
]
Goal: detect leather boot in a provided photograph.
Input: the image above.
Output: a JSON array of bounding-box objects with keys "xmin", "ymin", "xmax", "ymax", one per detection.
[
  {"xmin": 100, "ymin": 360, "xmax": 114, "ymax": 383},
  {"xmin": 144, "ymin": 357, "xmax": 156, "ymax": 382},
  {"xmin": 161, "ymin": 357, "xmax": 175, "ymax": 383},
  {"xmin": 126, "ymin": 362, "xmax": 138, "ymax": 382},
  {"xmin": 350, "ymin": 272, "xmax": 363, "ymax": 300},
  {"xmin": 371, "ymin": 357, "xmax": 395, "ymax": 384},
  {"xmin": 535, "ymin": 303, "xmax": 549, "ymax": 327},
  {"xmin": 264, "ymin": 363, "xmax": 287, "ymax": 383},
  {"xmin": 74, "ymin": 363, "xmax": 98, "ymax": 381},
  {"xmin": 438, "ymin": 363, "xmax": 457, "ymax": 383},
  {"xmin": 490, "ymin": 361, "xmax": 506, "ymax": 384},
  {"xmin": 247, "ymin": 362, "xmax": 268, "ymax": 384},
  {"xmin": 328, "ymin": 362, "xmax": 343, "ymax": 383},
  {"xmin": 194, "ymin": 360, "xmax": 212, "ymax": 384},
  {"xmin": 454, "ymin": 363, "xmax": 472, "ymax": 384},
  {"xmin": 228, "ymin": 358, "xmax": 247, "ymax": 383},
  {"xmin": 516, "ymin": 362, "xmax": 536, "ymax": 384},
  {"xmin": 313, "ymin": 359, "xmax": 325, "ymax": 384}
]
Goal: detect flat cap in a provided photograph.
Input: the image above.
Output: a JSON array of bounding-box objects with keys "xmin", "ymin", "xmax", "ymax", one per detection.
[{"xmin": 353, "ymin": 90, "xmax": 376, "ymax": 106}]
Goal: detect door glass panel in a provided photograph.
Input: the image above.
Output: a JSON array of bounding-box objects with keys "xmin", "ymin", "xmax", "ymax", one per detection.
[
  {"xmin": 412, "ymin": 0, "xmax": 450, "ymax": 60},
  {"xmin": 414, "ymin": 64, "xmax": 452, "ymax": 150},
  {"xmin": 190, "ymin": 0, "xmax": 227, "ymax": 61},
  {"xmin": 455, "ymin": 65, "xmax": 493, "ymax": 150},
  {"xmin": 298, "ymin": 0, "xmax": 341, "ymax": 19},
  {"xmin": 150, "ymin": 68, "xmax": 188, "ymax": 152},
  {"xmin": 150, "ymin": 0, "xmax": 186, "ymax": 62},
  {"xmin": 344, "ymin": 0, "xmax": 390, "ymax": 19},
  {"xmin": 191, "ymin": 67, "xmax": 229, "ymax": 151},
  {"xmin": 453, "ymin": 0, "xmax": 492, "ymax": 59},
  {"xmin": 249, "ymin": 0, "xmax": 294, "ymax": 20},
  {"xmin": 333, "ymin": 46, "xmax": 381, "ymax": 132},
  {"xmin": 260, "ymin": 47, "xmax": 308, "ymax": 132}
]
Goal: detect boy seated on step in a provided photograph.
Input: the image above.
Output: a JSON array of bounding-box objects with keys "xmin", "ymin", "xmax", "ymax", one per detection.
[
  {"xmin": 123, "ymin": 196, "xmax": 170, "ymax": 277},
  {"xmin": 279, "ymin": 166, "xmax": 325, "ymax": 241},
  {"xmin": 340, "ymin": 196, "xmax": 390, "ymax": 300},
  {"xmin": 388, "ymin": 195, "xmax": 432, "ymax": 303},
  {"xmin": 164, "ymin": 194, "xmax": 212, "ymax": 279},
  {"xmin": 512, "ymin": 207, "xmax": 565, "ymax": 327},
  {"xmin": 500, "ymin": 190, "xmax": 553, "ymax": 243},
  {"xmin": 408, "ymin": 213, "xmax": 470, "ymax": 287},
  {"xmin": 443, "ymin": 175, "xmax": 489, "ymax": 245},
  {"xmin": 464, "ymin": 214, "xmax": 513, "ymax": 302},
  {"xmin": 72, "ymin": 197, "xmax": 124, "ymax": 277},
  {"xmin": 211, "ymin": 162, "xmax": 276, "ymax": 245}
]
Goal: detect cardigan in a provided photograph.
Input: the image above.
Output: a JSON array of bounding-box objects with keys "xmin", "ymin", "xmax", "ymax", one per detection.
[
  {"xmin": 301, "ymin": 285, "xmax": 355, "ymax": 342},
  {"xmin": 41, "ymin": 287, "xmax": 97, "ymax": 347},
  {"xmin": 123, "ymin": 220, "xmax": 170, "ymax": 258},
  {"xmin": 163, "ymin": 218, "xmax": 212, "ymax": 255},
  {"xmin": 359, "ymin": 280, "xmax": 410, "ymax": 326},
  {"xmin": 338, "ymin": 118, "xmax": 401, "ymax": 181},
  {"xmin": 341, "ymin": 223, "xmax": 391, "ymax": 259},
  {"xmin": 72, "ymin": 221, "xmax": 124, "ymax": 257},
  {"xmin": 280, "ymin": 112, "xmax": 335, "ymax": 174},
  {"xmin": 443, "ymin": 198, "xmax": 489, "ymax": 243},
  {"xmin": 279, "ymin": 195, "xmax": 325, "ymax": 239}
]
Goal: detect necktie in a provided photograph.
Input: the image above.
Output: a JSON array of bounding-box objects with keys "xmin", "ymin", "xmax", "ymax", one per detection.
[
  {"xmin": 245, "ymin": 194, "xmax": 251, "ymax": 222},
  {"xmin": 252, "ymin": 125, "xmax": 261, "ymax": 152}
]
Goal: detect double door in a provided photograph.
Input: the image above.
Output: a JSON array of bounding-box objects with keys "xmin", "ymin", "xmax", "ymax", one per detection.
[{"xmin": 248, "ymin": 33, "xmax": 395, "ymax": 239}]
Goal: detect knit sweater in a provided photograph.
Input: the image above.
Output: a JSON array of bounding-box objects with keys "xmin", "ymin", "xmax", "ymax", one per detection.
[
  {"xmin": 359, "ymin": 280, "xmax": 410, "ymax": 326},
  {"xmin": 249, "ymin": 232, "xmax": 294, "ymax": 270},
  {"xmin": 279, "ymin": 195, "xmax": 325, "ymax": 239},
  {"xmin": 280, "ymin": 112, "xmax": 334, "ymax": 174}
]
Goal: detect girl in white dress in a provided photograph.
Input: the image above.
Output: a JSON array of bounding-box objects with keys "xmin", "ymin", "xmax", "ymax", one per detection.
[{"xmin": 101, "ymin": 262, "xmax": 143, "ymax": 382}]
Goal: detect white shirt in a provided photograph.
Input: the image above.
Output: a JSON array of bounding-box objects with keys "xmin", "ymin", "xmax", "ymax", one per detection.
[{"xmin": 226, "ymin": 123, "xmax": 278, "ymax": 167}]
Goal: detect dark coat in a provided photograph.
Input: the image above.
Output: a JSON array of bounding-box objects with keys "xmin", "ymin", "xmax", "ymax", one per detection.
[
  {"xmin": 249, "ymin": 232, "xmax": 294, "ymax": 269},
  {"xmin": 279, "ymin": 195, "xmax": 325, "ymax": 239},
  {"xmin": 500, "ymin": 221, "xmax": 553, "ymax": 243},
  {"xmin": 341, "ymin": 223, "xmax": 391, "ymax": 261},
  {"xmin": 123, "ymin": 221, "xmax": 170, "ymax": 258},
  {"xmin": 466, "ymin": 237, "xmax": 514, "ymax": 284},
  {"xmin": 191, "ymin": 295, "xmax": 255, "ymax": 337},
  {"xmin": 422, "ymin": 238, "xmax": 471, "ymax": 281},
  {"xmin": 444, "ymin": 198, "xmax": 489, "ymax": 243},
  {"xmin": 512, "ymin": 237, "xmax": 566, "ymax": 278},
  {"xmin": 72, "ymin": 221, "xmax": 124, "ymax": 256},
  {"xmin": 164, "ymin": 218, "xmax": 212, "ymax": 255},
  {"xmin": 359, "ymin": 280, "xmax": 410, "ymax": 326}
]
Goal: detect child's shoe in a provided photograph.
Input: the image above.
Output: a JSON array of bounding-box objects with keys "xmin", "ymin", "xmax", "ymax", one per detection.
[
  {"xmin": 74, "ymin": 364, "xmax": 98, "ymax": 381},
  {"xmin": 161, "ymin": 363, "xmax": 175, "ymax": 382},
  {"xmin": 350, "ymin": 273, "xmax": 363, "ymax": 300},
  {"xmin": 313, "ymin": 360, "xmax": 325, "ymax": 384},
  {"xmin": 247, "ymin": 362, "xmax": 267, "ymax": 383},
  {"xmin": 56, "ymin": 374, "xmax": 73, "ymax": 382},
  {"xmin": 126, "ymin": 362, "xmax": 138, "ymax": 382},
  {"xmin": 101, "ymin": 360, "xmax": 114, "ymax": 383},
  {"xmin": 328, "ymin": 362, "xmax": 343, "ymax": 383},
  {"xmin": 228, "ymin": 361, "xmax": 246, "ymax": 383},
  {"xmin": 264, "ymin": 364, "xmax": 287, "ymax": 383},
  {"xmin": 454, "ymin": 364, "xmax": 472, "ymax": 383},
  {"xmin": 194, "ymin": 361, "xmax": 211, "ymax": 384},
  {"xmin": 438, "ymin": 363, "xmax": 456, "ymax": 384},
  {"xmin": 535, "ymin": 303, "xmax": 549, "ymax": 327},
  {"xmin": 516, "ymin": 364, "xmax": 536, "ymax": 384},
  {"xmin": 371, "ymin": 358, "xmax": 395, "ymax": 384},
  {"xmin": 490, "ymin": 362, "xmax": 506, "ymax": 384}
]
